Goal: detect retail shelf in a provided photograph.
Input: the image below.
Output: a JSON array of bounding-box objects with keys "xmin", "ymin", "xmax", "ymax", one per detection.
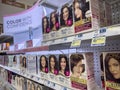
[
  {"xmin": 5, "ymin": 82, "xmax": 16, "ymax": 90},
  {"xmin": 42, "ymin": 24, "xmax": 120, "ymax": 46},
  {"xmin": 0, "ymin": 75, "xmax": 16, "ymax": 90},
  {"xmin": 20, "ymin": 45, "xmax": 49, "ymax": 52},
  {"xmin": 0, "ymin": 46, "xmax": 49, "ymax": 54},
  {"xmin": 0, "ymin": 51, "xmax": 8, "ymax": 55},
  {"xmin": 0, "ymin": 64, "xmax": 74, "ymax": 90},
  {"xmin": 0, "ymin": 33, "xmax": 13, "ymax": 44},
  {"xmin": 49, "ymin": 42, "xmax": 71, "ymax": 50},
  {"xmin": 0, "ymin": 50, "xmax": 25, "ymax": 55}
]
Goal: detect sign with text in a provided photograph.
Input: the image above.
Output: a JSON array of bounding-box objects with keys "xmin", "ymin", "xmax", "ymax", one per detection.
[{"xmin": 3, "ymin": 0, "xmax": 44, "ymax": 34}]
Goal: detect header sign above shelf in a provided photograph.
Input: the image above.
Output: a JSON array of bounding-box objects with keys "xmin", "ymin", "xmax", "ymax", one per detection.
[{"xmin": 3, "ymin": 0, "xmax": 44, "ymax": 34}]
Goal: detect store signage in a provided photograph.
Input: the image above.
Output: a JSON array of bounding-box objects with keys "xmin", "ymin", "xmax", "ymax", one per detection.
[{"xmin": 3, "ymin": 0, "xmax": 44, "ymax": 33}]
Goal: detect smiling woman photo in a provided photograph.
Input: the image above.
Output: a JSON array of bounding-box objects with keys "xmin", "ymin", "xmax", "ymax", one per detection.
[
  {"xmin": 49, "ymin": 55, "xmax": 58, "ymax": 75},
  {"xmin": 42, "ymin": 16, "xmax": 50, "ymax": 33},
  {"xmin": 59, "ymin": 54, "xmax": 70, "ymax": 76},
  {"xmin": 50, "ymin": 11, "xmax": 59, "ymax": 31},
  {"xmin": 60, "ymin": 5, "xmax": 73, "ymax": 27},
  {"xmin": 104, "ymin": 53, "xmax": 120, "ymax": 83},
  {"xmin": 39, "ymin": 55, "xmax": 48, "ymax": 73}
]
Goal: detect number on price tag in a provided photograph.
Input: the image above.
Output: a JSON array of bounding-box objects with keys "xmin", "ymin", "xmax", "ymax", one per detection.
[
  {"xmin": 71, "ymin": 39, "xmax": 81, "ymax": 48},
  {"xmin": 91, "ymin": 36, "xmax": 106, "ymax": 46}
]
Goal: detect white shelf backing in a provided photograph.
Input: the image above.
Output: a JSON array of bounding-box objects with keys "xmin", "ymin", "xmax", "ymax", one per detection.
[{"xmin": 76, "ymin": 35, "xmax": 120, "ymax": 87}]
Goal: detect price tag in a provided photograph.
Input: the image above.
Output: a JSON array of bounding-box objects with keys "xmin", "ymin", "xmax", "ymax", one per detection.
[
  {"xmin": 61, "ymin": 86, "xmax": 67, "ymax": 90},
  {"xmin": 50, "ymin": 82, "xmax": 55, "ymax": 89},
  {"xmin": 71, "ymin": 39, "xmax": 81, "ymax": 48},
  {"xmin": 77, "ymin": 34, "xmax": 83, "ymax": 38},
  {"xmin": 99, "ymin": 28, "xmax": 106, "ymax": 33},
  {"xmin": 63, "ymin": 37, "xmax": 67, "ymax": 41},
  {"xmin": 91, "ymin": 36, "xmax": 106, "ymax": 46}
]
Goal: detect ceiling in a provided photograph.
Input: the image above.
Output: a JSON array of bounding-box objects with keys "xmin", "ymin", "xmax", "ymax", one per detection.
[{"xmin": 16, "ymin": 0, "xmax": 72, "ymax": 10}]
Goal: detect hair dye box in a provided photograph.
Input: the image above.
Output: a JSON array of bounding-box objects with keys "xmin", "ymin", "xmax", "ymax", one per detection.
[
  {"xmin": 12, "ymin": 55, "xmax": 20, "ymax": 69},
  {"xmin": 69, "ymin": 52, "xmax": 96, "ymax": 90},
  {"xmin": 42, "ymin": 16, "xmax": 51, "ymax": 41},
  {"xmin": 15, "ymin": 75, "xmax": 19, "ymax": 89},
  {"xmin": 57, "ymin": 4, "xmax": 74, "ymax": 39},
  {"xmin": 36, "ymin": 84, "xmax": 43, "ymax": 90},
  {"xmin": 8, "ymin": 55, "xmax": 14, "ymax": 67},
  {"xmin": 73, "ymin": 0, "xmax": 94, "ymax": 34},
  {"xmin": 4, "ymin": 55, "xmax": 9, "ymax": 66},
  {"xmin": 20, "ymin": 55, "xmax": 27, "ymax": 73},
  {"xmin": 103, "ymin": 52, "xmax": 120, "ymax": 90},
  {"xmin": 27, "ymin": 55, "xmax": 37, "ymax": 75},
  {"xmin": 98, "ymin": 0, "xmax": 112, "ymax": 27},
  {"xmin": 8, "ymin": 71, "xmax": 12, "ymax": 84},
  {"xmin": 49, "ymin": 11, "xmax": 59, "ymax": 40},
  {"xmin": 43, "ymin": 33, "xmax": 51, "ymax": 41},
  {"xmin": 1, "ymin": 69, "xmax": 8, "ymax": 81},
  {"xmin": 48, "ymin": 54, "xmax": 59, "ymax": 83},
  {"xmin": 0, "ymin": 56, "xmax": 4, "ymax": 65},
  {"xmin": 57, "ymin": 54, "xmax": 71, "ymax": 87},
  {"xmin": 27, "ymin": 80, "xmax": 31, "ymax": 90},
  {"xmin": 17, "ymin": 77, "xmax": 25, "ymax": 90},
  {"xmin": 37, "ymin": 55, "xmax": 49, "ymax": 81},
  {"xmin": 31, "ymin": 81, "xmax": 36, "ymax": 90},
  {"xmin": 11, "ymin": 73, "xmax": 16, "ymax": 87},
  {"xmin": 100, "ymin": 53, "xmax": 105, "ymax": 88}
]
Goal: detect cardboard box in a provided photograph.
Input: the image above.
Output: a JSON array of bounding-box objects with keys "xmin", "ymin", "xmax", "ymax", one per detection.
[
  {"xmin": 70, "ymin": 52, "xmax": 96, "ymax": 90},
  {"xmin": 103, "ymin": 52, "xmax": 120, "ymax": 90}
]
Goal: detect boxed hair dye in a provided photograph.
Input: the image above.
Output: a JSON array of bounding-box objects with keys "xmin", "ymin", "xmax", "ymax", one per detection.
[
  {"xmin": 48, "ymin": 54, "xmax": 59, "ymax": 83},
  {"xmin": 27, "ymin": 80, "xmax": 31, "ymax": 90},
  {"xmin": 73, "ymin": 0, "xmax": 93, "ymax": 33},
  {"xmin": 0, "ymin": 56, "xmax": 4, "ymax": 65},
  {"xmin": 57, "ymin": 4, "xmax": 74, "ymax": 38},
  {"xmin": 42, "ymin": 16, "xmax": 51, "ymax": 41},
  {"xmin": 103, "ymin": 52, "xmax": 120, "ymax": 90},
  {"xmin": 21, "ymin": 55, "xmax": 27, "ymax": 73},
  {"xmin": 8, "ymin": 55, "xmax": 14, "ymax": 67},
  {"xmin": 37, "ymin": 55, "xmax": 49, "ymax": 79},
  {"xmin": 4, "ymin": 55, "xmax": 9, "ymax": 66},
  {"xmin": 70, "ymin": 52, "xmax": 96, "ymax": 90},
  {"xmin": 57, "ymin": 54, "xmax": 71, "ymax": 87},
  {"xmin": 36, "ymin": 84, "xmax": 43, "ymax": 90},
  {"xmin": 27, "ymin": 55, "xmax": 37, "ymax": 74}
]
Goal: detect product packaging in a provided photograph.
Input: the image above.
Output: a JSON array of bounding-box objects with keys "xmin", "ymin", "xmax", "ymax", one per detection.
[
  {"xmin": 42, "ymin": 16, "xmax": 51, "ymax": 41},
  {"xmin": 21, "ymin": 55, "xmax": 27, "ymax": 73},
  {"xmin": 57, "ymin": 54, "xmax": 71, "ymax": 87},
  {"xmin": 48, "ymin": 54, "xmax": 59, "ymax": 83},
  {"xmin": 27, "ymin": 80, "xmax": 31, "ymax": 90},
  {"xmin": 37, "ymin": 55, "xmax": 49, "ymax": 79},
  {"xmin": 70, "ymin": 53, "xmax": 96, "ymax": 90},
  {"xmin": 27, "ymin": 55, "xmax": 37, "ymax": 75},
  {"xmin": 57, "ymin": 4, "xmax": 74, "ymax": 38},
  {"xmin": 103, "ymin": 52, "xmax": 120, "ymax": 90},
  {"xmin": 73, "ymin": 0, "xmax": 93, "ymax": 33},
  {"xmin": 49, "ymin": 11, "xmax": 59, "ymax": 39}
]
